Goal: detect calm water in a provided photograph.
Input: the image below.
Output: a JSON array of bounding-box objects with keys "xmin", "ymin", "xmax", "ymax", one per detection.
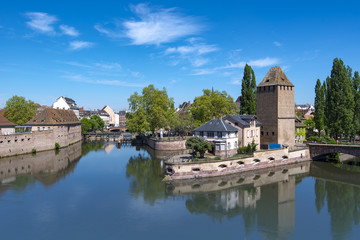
[{"xmin": 1, "ymin": 142, "xmax": 360, "ymax": 240}]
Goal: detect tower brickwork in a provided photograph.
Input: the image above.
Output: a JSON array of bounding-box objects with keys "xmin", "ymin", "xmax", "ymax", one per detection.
[{"xmin": 256, "ymin": 66, "xmax": 295, "ymax": 147}]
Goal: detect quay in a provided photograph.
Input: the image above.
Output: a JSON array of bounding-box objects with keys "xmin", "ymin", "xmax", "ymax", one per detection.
[{"xmin": 164, "ymin": 147, "xmax": 309, "ymax": 180}]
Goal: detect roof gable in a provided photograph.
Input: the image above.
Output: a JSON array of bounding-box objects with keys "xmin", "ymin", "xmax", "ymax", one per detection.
[
  {"xmin": 257, "ymin": 66, "xmax": 294, "ymax": 87},
  {"xmin": 0, "ymin": 111, "xmax": 16, "ymax": 127},
  {"xmin": 195, "ymin": 119, "xmax": 238, "ymax": 132}
]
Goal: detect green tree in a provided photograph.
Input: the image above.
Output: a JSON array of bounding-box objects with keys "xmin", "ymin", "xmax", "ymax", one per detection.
[
  {"xmin": 186, "ymin": 136, "xmax": 213, "ymax": 158},
  {"xmin": 352, "ymin": 71, "xmax": 360, "ymax": 138},
  {"xmin": 126, "ymin": 108, "xmax": 150, "ymax": 134},
  {"xmin": 304, "ymin": 117, "xmax": 316, "ymax": 138},
  {"xmin": 127, "ymin": 84, "xmax": 175, "ymax": 134},
  {"xmin": 190, "ymin": 89, "xmax": 236, "ymax": 127},
  {"xmin": 4, "ymin": 95, "xmax": 37, "ymax": 125},
  {"xmin": 80, "ymin": 118, "xmax": 92, "ymax": 133},
  {"xmin": 240, "ymin": 64, "xmax": 256, "ymax": 114},
  {"xmin": 90, "ymin": 114, "xmax": 105, "ymax": 131},
  {"xmin": 172, "ymin": 110, "xmax": 194, "ymax": 136},
  {"xmin": 314, "ymin": 79, "xmax": 325, "ymax": 135},
  {"xmin": 325, "ymin": 58, "xmax": 354, "ymax": 139}
]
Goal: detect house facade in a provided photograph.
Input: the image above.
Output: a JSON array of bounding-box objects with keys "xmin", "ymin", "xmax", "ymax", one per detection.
[
  {"xmin": 52, "ymin": 96, "xmax": 80, "ymax": 119},
  {"xmin": 295, "ymin": 117, "xmax": 306, "ymax": 143},
  {"xmin": 223, "ymin": 114, "xmax": 261, "ymax": 149},
  {"xmin": 102, "ymin": 106, "xmax": 119, "ymax": 127},
  {"xmin": 194, "ymin": 119, "xmax": 239, "ymax": 157}
]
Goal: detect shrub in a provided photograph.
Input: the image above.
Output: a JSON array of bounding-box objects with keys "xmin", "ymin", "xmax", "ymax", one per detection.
[
  {"xmin": 31, "ymin": 148, "xmax": 36, "ymax": 154},
  {"xmin": 55, "ymin": 142, "xmax": 60, "ymax": 150}
]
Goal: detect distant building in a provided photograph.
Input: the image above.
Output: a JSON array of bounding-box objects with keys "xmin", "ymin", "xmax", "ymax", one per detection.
[
  {"xmin": 235, "ymin": 96, "xmax": 241, "ymax": 112},
  {"xmin": 223, "ymin": 114, "xmax": 261, "ymax": 149},
  {"xmin": 0, "ymin": 110, "xmax": 16, "ymax": 135},
  {"xmin": 176, "ymin": 101, "xmax": 191, "ymax": 113},
  {"xmin": 118, "ymin": 110, "xmax": 127, "ymax": 131},
  {"xmin": 194, "ymin": 118, "xmax": 239, "ymax": 157},
  {"xmin": 97, "ymin": 110, "xmax": 110, "ymax": 127},
  {"xmin": 256, "ymin": 66, "xmax": 295, "ymax": 148},
  {"xmin": 295, "ymin": 117, "xmax": 306, "ymax": 143},
  {"xmin": 295, "ymin": 104, "xmax": 315, "ymax": 118},
  {"xmin": 102, "ymin": 106, "xmax": 119, "ymax": 127},
  {"xmin": 52, "ymin": 96, "xmax": 80, "ymax": 119}
]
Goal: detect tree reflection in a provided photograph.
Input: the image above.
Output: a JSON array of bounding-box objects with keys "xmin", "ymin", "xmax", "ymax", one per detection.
[
  {"xmin": 316, "ymin": 180, "xmax": 360, "ymax": 240},
  {"xmin": 81, "ymin": 141, "xmax": 105, "ymax": 156},
  {"xmin": 125, "ymin": 153, "xmax": 166, "ymax": 205}
]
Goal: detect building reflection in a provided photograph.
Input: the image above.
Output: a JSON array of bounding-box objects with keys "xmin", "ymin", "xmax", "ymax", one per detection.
[
  {"xmin": 167, "ymin": 162, "xmax": 310, "ymax": 239},
  {"xmin": 0, "ymin": 141, "xmax": 82, "ymax": 195}
]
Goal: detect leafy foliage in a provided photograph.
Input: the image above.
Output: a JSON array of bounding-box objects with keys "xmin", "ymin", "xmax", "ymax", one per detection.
[
  {"xmin": 80, "ymin": 118, "xmax": 92, "ymax": 133},
  {"xmin": 90, "ymin": 115, "xmax": 105, "ymax": 130},
  {"xmin": 190, "ymin": 89, "xmax": 236, "ymax": 127},
  {"xmin": 186, "ymin": 137, "xmax": 213, "ymax": 158},
  {"xmin": 4, "ymin": 95, "xmax": 37, "ymax": 125},
  {"xmin": 238, "ymin": 140, "xmax": 257, "ymax": 154},
  {"xmin": 240, "ymin": 64, "xmax": 256, "ymax": 114},
  {"xmin": 127, "ymin": 84, "xmax": 175, "ymax": 134},
  {"xmin": 172, "ymin": 110, "xmax": 194, "ymax": 135},
  {"xmin": 314, "ymin": 79, "xmax": 325, "ymax": 135}
]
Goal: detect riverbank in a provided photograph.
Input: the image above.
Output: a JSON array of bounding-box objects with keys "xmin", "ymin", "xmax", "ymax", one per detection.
[{"xmin": 164, "ymin": 147, "xmax": 310, "ymax": 180}]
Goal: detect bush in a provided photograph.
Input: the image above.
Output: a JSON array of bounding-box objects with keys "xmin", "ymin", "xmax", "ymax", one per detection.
[
  {"xmin": 55, "ymin": 142, "xmax": 60, "ymax": 150},
  {"xmin": 308, "ymin": 135, "xmax": 336, "ymax": 144},
  {"xmin": 238, "ymin": 140, "xmax": 257, "ymax": 154},
  {"xmin": 31, "ymin": 148, "xmax": 36, "ymax": 154}
]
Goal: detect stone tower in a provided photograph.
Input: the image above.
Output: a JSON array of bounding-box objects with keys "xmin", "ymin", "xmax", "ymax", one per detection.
[{"xmin": 256, "ymin": 66, "xmax": 295, "ymax": 148}]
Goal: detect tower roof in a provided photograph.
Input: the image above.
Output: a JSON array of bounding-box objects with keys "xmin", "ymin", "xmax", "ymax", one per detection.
[{"xmin": 257, "ymin": 66, "xmax": 294, "ymax": 87}]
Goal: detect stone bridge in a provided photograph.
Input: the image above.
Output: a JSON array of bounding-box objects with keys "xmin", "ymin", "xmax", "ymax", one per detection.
[{"xmin": 308, "ymin": 143, "xmax": 360, "ymax": 160}]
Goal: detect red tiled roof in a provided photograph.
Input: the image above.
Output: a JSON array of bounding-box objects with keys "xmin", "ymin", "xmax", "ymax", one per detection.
[{"xmin": 0, "ymin": 110, "xmax": 16, "ymax": 127}]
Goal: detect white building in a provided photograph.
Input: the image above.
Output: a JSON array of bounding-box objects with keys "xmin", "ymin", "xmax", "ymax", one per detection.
[
  {"xmin": 194, "ymin": 118, "xmax": 239, "ymax": 157},
  {"xmin": 102, "ymin": 106, "xmax": 119, "ymax": 127},
  {"xmin": 52, "ymin": 96, "xmax": 80, "ymax": 119}
]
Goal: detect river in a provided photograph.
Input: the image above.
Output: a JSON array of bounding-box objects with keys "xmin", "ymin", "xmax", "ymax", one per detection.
[{"xmin": 0, "ymin": 141, "xmax": 359, "ymax": 240}]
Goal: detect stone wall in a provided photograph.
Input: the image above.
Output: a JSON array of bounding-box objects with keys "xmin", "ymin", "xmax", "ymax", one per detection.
[
  {"xmin": 146, "ymin": 138, "xmax": 186, "ymax": 151},
  {"xmin": 0, "ymin": 124, "xmax": 81, "ymax": 158},
  {"xmin": 165, "ymin": 148, "xmax": 310, "ymax": 180}
]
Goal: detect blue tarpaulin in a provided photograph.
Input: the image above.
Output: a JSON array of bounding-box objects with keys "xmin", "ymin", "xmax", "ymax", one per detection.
[{"xmin": 269, "ymin": 144, "xmax": 281, "ymax": 149}]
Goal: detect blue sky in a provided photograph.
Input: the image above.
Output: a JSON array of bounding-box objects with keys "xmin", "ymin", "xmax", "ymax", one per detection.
[{"xmin": 1, "ymin": 0, "xmax": 359, "ymax": 111}]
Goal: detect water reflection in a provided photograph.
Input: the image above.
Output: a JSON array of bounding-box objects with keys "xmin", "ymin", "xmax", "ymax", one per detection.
[
  {"xmin": 0, "ymin": 141, "xmax": 82, "ymax": 195},
  {"xmin": 166, "ymin": 163, "xmax": 309, "ymax": 239},
  {"xmin": 313, "ymin": 161, "xmax": 360, "ymax": 240},
  {"xmin": 126, "ymin": 153, "xmax": 166, "ymax": 205}
]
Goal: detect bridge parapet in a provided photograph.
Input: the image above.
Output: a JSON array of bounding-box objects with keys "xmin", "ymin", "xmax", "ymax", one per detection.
[{"xmin": 308, "ymin": 143, "xmax": 360, "ymax": 160}]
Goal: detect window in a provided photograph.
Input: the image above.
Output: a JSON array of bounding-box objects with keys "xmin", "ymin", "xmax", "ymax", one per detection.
[
  {"xmin": 199, "ymin": 131, "xmax": 204, "ymax": 137},
  {"xmin": 216, "ymin": 144, "xmax": 220, "ymax": 151},
  {"xmin": 247, "ymin": 130, "xmax": 250, "ymax": 138},
  {"xmin": 37, "ymin": 127, "xmax": 40, "ymax": 131},
  {"xmin": 48, "ymin": 127, "xmax": 50, "ymax": 130},
  {"xmin": 272, "ymin": 132, "xmax": 275, "ymax": 136},
  {"xmin": 217, "ymin": 132, "xmax": 222, "ymax": 138},
  {"xmin": 207, "ymin": 132, "xmax": 214, "ymax": 138},
  {"xmin": 266, "ymin": 132, "xmax": 269, "ymax": 136},
  {"xmin": 221, "ymin": 144, "xmax": 225, "ymax": 150},
  {"xmin": 235, "ymin": 122, "xmax": 238, "ymax": 126},
  {"xmin": 251, "ymin": 130, "xmax": 254, "ymax": 137},
  {"xmin": 261, "ymin": 131, "xmax": 264, "ymax": 136},
  {"xmin": 228, "ymin": 142, "xmax": 231, "ymax": 149},
  {"xmin": 235, "ymin": 141, "xmax": 237, "ymax": 147},
  {"xmin": 256, "ymin": 130, "xmax": 259, "ymax": 137}
]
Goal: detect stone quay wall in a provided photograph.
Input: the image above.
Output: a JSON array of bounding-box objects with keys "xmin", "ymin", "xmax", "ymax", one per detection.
[
  {"xmin": 145, "ymin": 138, "xmax": 186, "ymax": 151},
  {"xmin": 165, "ymin": 148, "xmax": 310, "ymax": 180},
  {"xmin": 0, "ymin": 125, "xmax": 81, "ymax": 158}
]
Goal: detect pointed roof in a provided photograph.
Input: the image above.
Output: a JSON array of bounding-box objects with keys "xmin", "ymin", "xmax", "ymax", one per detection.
[
  {"xmin": 224, "ymin": 114, "xmax": 262, "ymax": 127},
  {"xmin": 0, "ymin": 110, "xmax": 16, "ymax": 127},
  {"xmin": 26, "ymin": 108, "xmax": 80, "ymax": 126},
  {"xmin": 195, "ymin": 119, "xmax": 238, "ymax": 132},
  {"xmin": 257, "ymin": 66, "xmax": 294, "ymax": 87}
]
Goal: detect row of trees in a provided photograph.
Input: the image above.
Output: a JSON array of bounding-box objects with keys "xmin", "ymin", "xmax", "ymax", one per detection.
[
  {"xmin": 314, "ymin": 58, "xmax": 360, "ymax": 140},
  {"xmin": 126, "ymin": 64, "xmax": 257, "ymax": 135},
  {"xmin": 80, "ymin": 115, "xmax": 105, "ymax": 133}
]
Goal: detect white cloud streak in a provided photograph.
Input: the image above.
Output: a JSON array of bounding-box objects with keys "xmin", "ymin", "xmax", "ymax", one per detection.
[
  {"xmin": 221, "ymin": 57, "xmax": 279, "ymax": 69},
  {"xmin": 25, "ymin": 12, "xmax": 58, "ymax": 34},
  {"xmin": 60, "ymin": 24, "xmax": 79, "ymax": 37},
  {"xmin": 69, "ymin": 41, "xmax": 94, "ymax": 50},
  {"xmin": 64, "ymin": 74, "xmax": 145, "ymax": 87},
  {"xmin": 95, "ymin": 3, "xmax": 202, "ymax": 45},
  {"xmin": 273, "ymin": 41, "xmax": 282, "ymax": 47},
  {"xmin": 191, "ymin": 69, "xmax": 215, "ymax": 76}
]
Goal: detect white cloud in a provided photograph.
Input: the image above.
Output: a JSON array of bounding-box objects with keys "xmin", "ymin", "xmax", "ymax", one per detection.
[
  {"xmin": 165, "ymin": 41, "xmax": 218, "ymax": 67},
  {"xmin": 230, "ymin": 79, "xmax": 241, "ymax": 85},
  {"xmin": 222, "ymin": 57, "xmax": 279, "ymax": 69},
  {"xmin": 64, "ymin": 74, "xmax": 145, "ymax": 87},
  {"xmin": 60, "ymin": 24, "xmax": 79, "ymax": 37},
  {"xmin": 25, "ymin": 12, "xmax": 58, "ymax": 34},
  {"xmin": 273, "ymin": 41, "xmax": 282, "ymax": 47},
  {"xmin": 94, "ymin": 63, "xmax": 122, "ymax": 70},
  {"xmin": 69, "ymin": 41, "xmax": 94, "ymax": 50},
  {"xmin": 191, "ymin": 69, "xmax": 215, "ymax": 76},
  {"xmin": 96, "ymin": 4, "xmax": 202, "ymax": 45}
]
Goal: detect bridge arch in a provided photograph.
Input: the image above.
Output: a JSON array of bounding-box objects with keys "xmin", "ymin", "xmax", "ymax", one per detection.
[{"xmin": 308, "ymin": 144, "xmax": 360, "ymax": 161}]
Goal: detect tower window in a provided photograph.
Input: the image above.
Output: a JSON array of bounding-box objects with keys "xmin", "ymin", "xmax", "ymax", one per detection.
[
  {"xmin": 266, "ymin": 132, "xmax": 269, "ymax": 136},
  {"xmin": 272, "ymin": 132, "xmax": 275, "ymax": 136}
]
